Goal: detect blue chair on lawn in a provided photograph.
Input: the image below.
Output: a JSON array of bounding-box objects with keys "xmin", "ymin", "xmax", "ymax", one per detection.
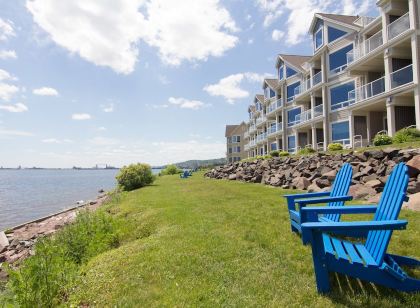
[
  {"xmin": 301, "ymin": 163, "xmax": 420, "ymax": 293},
  {"xmin": 284, "ymin": 163, "xmax": 353, "ymax": 240},
  {"xmin": 180, "ymin": 170, "xmax": 190, "ymax": 179}
]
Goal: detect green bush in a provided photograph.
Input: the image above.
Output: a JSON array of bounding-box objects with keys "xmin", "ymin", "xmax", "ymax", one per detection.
[
  {"xmin": 373, "ymin": 133, "xmax": 393, "ymax": 146},
  {"xmin": 279, "ymin": 151, "xmax": 290, "ymax": 157},
  {"xmin": 160, "ymin": 164, "xmax": 181, "ymax": 176},
  {"xmin": 298, "ymin": 147, "xmax": 316, "ymax": 155},
  {"xmin": 393, "ymin": 127, "xmax": 420, "ymax": 144},
  {"xmin": 328, "ymin": 143, "xmax": 343, "ymax": 151},
  {"xmin": 270, "ymin": 150, "xmax": 279, "ymax": 157},
  {"xmin": 4, "ymin": 211, "xmax": 121, "ymax": 307},
  {"xmin": 116, "ymin": 163, "xmax": 155, "ymax": 191}
]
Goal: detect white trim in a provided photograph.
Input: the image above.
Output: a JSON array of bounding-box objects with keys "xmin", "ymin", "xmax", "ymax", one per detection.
[
  {"xmin": 330, "ymin": 119, "xmax": 351, "ymax": 145},
  {"xmin": 327, "ymin": 42, "xmax": 354, "ymax": 76},
  {"xmin": 328, "ymin": 79, "xmax": 356, "ymax": 112}
]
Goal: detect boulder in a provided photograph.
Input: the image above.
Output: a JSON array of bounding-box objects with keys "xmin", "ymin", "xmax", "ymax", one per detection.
[
  {"xmin": 307, "ymin": 182, "xmax": 322, "ymax": 192},
  {"xmin": 407, "ymin": 181, "xmax": 420, "ymax": 194},
  {"xmin": 349, "ymin": 184, "xmax": 376, "ymax": 200},
  {"xmin": 321, "ymin": 170, "xmax": 337, "ymax": 181},
  {"xmin": 406, "ymin": 155, "xmax": 420, "ymax": 177},
  {"xmin": 403, "ymin": 192, "xmax": 420, "ymax": 211},
  {"xmin": 365, "ymin": 179, "xmax": 382, "ymax": 189},
  {"xmin": 292, "ymin": 177, "xmax": 310, "ymax": 190},
  {"xmin": 228, "ymin": 174, "xmax": 237, "ymax": 180}
]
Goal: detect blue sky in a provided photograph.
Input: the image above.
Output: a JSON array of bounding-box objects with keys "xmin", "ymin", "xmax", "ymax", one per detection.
[{"xmin": 0, "ymin": 0, "xmax": 378, "ymax": 168}]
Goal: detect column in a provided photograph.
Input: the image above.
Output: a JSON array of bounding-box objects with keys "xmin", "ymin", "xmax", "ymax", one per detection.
[
  {"xmin": 321, "ymin": 52, "xmax": 329, "ymax": 151},
  {"xmin": 311, "ymin": 124, "xmax": 317, "ymax": 150},
  {"xmin": 348, "ymin": 111, "xmax": 354, "ymax": 147},
  {"xmin": 366, "ymin": 112, "xmax": 371, "ymax": 144},
  {"xmin": 386, "ymin": 102, "xmax": 396, "ymax": 136},
  {"xmin": 408, "ymin": 8, "xmax": 420, "ymax": 128},
  {"xmin": 295, "ymin": 130, "xmax": 299, "ymax": 153},
  {"xmin": 310, "ymin": 93, "xmax": 315, "ymax": 119}
]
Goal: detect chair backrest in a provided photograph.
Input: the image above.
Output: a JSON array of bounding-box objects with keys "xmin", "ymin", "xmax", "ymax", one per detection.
[
  {"xmin": 325, "ymin": 163, "xmax": 353, "ymax": 222},
  {"xmin": 365, "ymin": 163, "xmax": 409, "ymax": 265}
]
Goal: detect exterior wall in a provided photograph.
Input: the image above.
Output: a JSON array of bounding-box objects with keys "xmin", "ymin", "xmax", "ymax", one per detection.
[{"xmin": 226, "ymin": 124, "xmax": 246, "ymax": 162}]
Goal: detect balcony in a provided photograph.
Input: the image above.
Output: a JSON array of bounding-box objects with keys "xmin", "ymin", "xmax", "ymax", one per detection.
[
  {"xmin": 249, "ymin": 124, "xmax": 257, "ymax": 133},
  {"xmin": 347, "ymin": 30, "xmax": 383, "ymax": 65},
  {"xmin": 330, "ymin": 64, "xmax": 348, "ymax": 75},
  {"xmin": 256, "ymin": 115, "xmax": 267, "ymax": 126},
  {"xmin": 390, "ymin": 64, "xmax": 413, "ymax": 89},
  {"xmin": 295, "ymin": 104, "xmax": 323, "ymax": 126},
  {"xmin": 388, "ymin": 12, "xmax": 410, "ymax": 41},
  {"xmin": 266, "ymin": 98, "xmax": 283, "ymax": 115},
  {"xmin": 353, "ymin": 16, "xmax": 376, "ymax": 27},
  {"xmin": 294, "ymin": 71, "xmax": 323, "ymax": 98},
  {"xmin": 256, "ymin": 132, "xmax": 267, "ymax": 143},
  {"xmin": 244, "ymin": 131, "xmax": 249, "ymax": 139},
  {"xmin": 312, "ymin": 71, "xmax": 322, "ymax": 87},
  {"xmin": 348, "ymin": 76, "xmax": 385, "ymax": 105},
  {"xmin": 267, "ymin": 122, "xmax": 283, "ymax": 136}
]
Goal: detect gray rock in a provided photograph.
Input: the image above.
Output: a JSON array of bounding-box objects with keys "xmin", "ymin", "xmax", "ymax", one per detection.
[
  {"xmin": 365, "ymin": 180, "xmax": 382, "ymax": 189},
  {"xmin": 228, "ymin": 174, "xmax": 237, "ymax": 180},
  {"xmin": 349, "ymin": 184, "xmax": 376, "ymax": 200},
  {"xmin": 292, "ymin": 177, "xmax": 310, "ymax": 190}
]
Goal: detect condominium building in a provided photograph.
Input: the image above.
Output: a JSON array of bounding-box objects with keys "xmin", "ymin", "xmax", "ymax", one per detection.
[
  {"xmin": 226, "ymin": 123, "xmax": 247, "ymax": 162},
  {"xmin": 245, "ymin": 0, "xmax": 420, "ymax": 157}
]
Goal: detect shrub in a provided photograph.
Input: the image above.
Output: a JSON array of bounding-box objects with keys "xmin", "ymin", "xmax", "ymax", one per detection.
[
  {"xmin": 116, "ymin": 163, "xmax": 155, "ymax": 191},
  {"xmin": 298, "ymin": 147, "xmax": 316, "ymax": 155},
  {"xmin": 328, "ymin": 143, "xmax": 343, "ymax": 151},
  {"xmin": 373, "ymin": 133, "xmax": 393, "ymax": 146},
  {"xmin": 279, "ymin": 151, "xmax": 290, "ymax": 157},
  {"xmin": 160, "ymin": 164, "xmax": 181, "ymax": 176},
  {"xmin": 270, "ymin": 150, "xmax": 279, "ymax": 157},
  {"xmin": 393, "ymin": 127, "xmax": 420, "ymax": 144}
]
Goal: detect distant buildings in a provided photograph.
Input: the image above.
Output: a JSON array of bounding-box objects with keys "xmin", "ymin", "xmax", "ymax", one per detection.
[
  {"xmin": 225, "ymin": 123, "xmax": 247, "ymax": 162},
  {"xmin": 243, "ymin": 0, "xmax": 420, "ymax": 157}
]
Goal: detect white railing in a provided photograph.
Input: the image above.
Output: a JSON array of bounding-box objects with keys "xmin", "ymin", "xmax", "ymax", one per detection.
[
  {"xmin": 332, "ymin": 139, "xmax": 351, "ymax": 146},
  {"xmin": 256, "ymin": 115, "xmax": 267, "ymax": 125},
  {"xmin": 267, "ymin": 98, "xmax": 283, "ymax": 114},
  {"xmin": 317, "ymin": 142, "xmax": 324, "ymax": 150},
  {"xmin": 295, "ymin": 109, "xmax": 312, "ymax": 124},
  {"xmin": 256, "ymin": 132, "xmax": 267, "ymax": 143},
  {"xmin": 364, "ymin": 30, "xmax": 383, "ymax": 55},
  {"xmin": 312, "ymin": 71, "xmax": 322, "ymax": 87},
  {"xmin": 330, "ymin": 64, "xmax": 347, "ymax": 75},
  {"xmin": 331, "ymin": 99, "xmax": 355, "ymax": 111},
  {"xmin": 354, "ymin": 16, "xmax": 376, "ymax": 27},
  {"xmin": 294, "ymin": 83, "xmax": 306, "ymax": 97},
  {"xmin": 288, "ymin": 119, "xmax": 300, "ymax": 127},
  {"xmin": 390, "ymin": 64, "xmax": 413, "ymax": 89},
  {"xmin": 388, "ymin": 12, "xmax": 410, "ymax": 40},
  {"xmin": 314, "ymin": 104, "xmax": 323, "ymax": 117},
  {"xmin": 267, "ymin": 124, "xmax": 278, "ymax": 135},
  {"xmin": 249, "ymin": 124, "xmax": 256, "ymax": 132},
  {"xmin": 348, "ymin": 76, "xmax": 385, "ymax": 105}
]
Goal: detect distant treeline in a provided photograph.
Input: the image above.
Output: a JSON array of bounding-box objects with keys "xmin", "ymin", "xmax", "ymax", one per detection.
[{"xmin": 155, "ymin": 158, "xmax": 227, "ymax": 170}]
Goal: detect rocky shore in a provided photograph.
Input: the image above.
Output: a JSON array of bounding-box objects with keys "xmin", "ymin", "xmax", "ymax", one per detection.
[
  {"xmin": 0, "ymin": 193, "xmax": 110, "ymax": 278},
  {"xmin": 205, "ymin": 148, "xmax": 420, "ymax": 210}
]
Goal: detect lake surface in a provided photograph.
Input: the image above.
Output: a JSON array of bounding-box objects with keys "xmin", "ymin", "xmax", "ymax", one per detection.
[{"xmin": 0, "ymin": 168, "xmax": 162, "ymax": 231}]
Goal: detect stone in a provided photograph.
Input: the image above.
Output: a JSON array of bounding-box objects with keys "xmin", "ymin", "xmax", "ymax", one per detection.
[
  {"xmin": 403, "ymin": 192, "xmax": 420, "ymax": 211},
  {"xmin": 228, "ymin": 174, "xmax": 237, "ymax": 180},
  {"xmin": 367, "ymin": 193, "xmax": 381, "ymax": 204},
  {"xmin": 307, "ymin": 182, "xmax": 322, "ymax": 192},
  {"xmin": 349, "ymin": 184, "xmax": 376, "ymax": 200},
  {"xmin": 406, "ymin": 155, "xmax": 420, "ymax": 177},
  {"xmin": 292, "ymin": 177, "xmax": 310, "ymax": 190},
  {"xmin": 0, "ymin": 232, "xmax": 9, "ymax": 248},
  {"xmin": 382, "ymin": 147, "xmax": 399, "ymax": 158},
  {"xmin": 365, "ymin": 179, "xmax": 382, "ymax": 189},
  {"xmin": 321, "ymin": 170, "xmax": 337, "ymax": 181},
  {"xmin": 315, "ymin": 178, "xmax": 330, "ymax": 188},
  {"xmin": 407, "ymin": 181, "xmax": 420, "ymax": 194}
]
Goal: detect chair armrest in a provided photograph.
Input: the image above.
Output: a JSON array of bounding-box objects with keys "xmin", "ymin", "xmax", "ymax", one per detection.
[
  {"xmin": 301, "ymin": 220, "xmax": 407, "ymax": 232},
  {"xmin": 284, "ymin": 191, "xmax": 330, "ymax": 200},
  {"xmin": 296, "ymin": 195, "xmax": 353, "ymax": 206},
  {"xmin": 301, "ymin": 205, "xmax": 377, "ymax": 215}
]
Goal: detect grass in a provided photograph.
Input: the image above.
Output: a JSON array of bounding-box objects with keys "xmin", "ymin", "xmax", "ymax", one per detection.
[{"xmin": 60, "ymin": 173, "xmax": 420, "ymax": 306}]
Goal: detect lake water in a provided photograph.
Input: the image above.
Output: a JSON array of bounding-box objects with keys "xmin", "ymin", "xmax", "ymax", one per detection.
[{"xmin": 0, "ymin": 168, "xmax": 162, "ymax": 231}]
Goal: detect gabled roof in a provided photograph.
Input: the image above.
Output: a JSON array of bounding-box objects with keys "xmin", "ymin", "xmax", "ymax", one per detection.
[
  {"xmin": 276, "ymin": 54, "xmax": 311, "ymax": 72},
  {"xmin": 263, "ymin": 78, "xmax": 279, "ymax": 90},
  {"xmin": 225, "ymin": 123, "xmax": 245, "ymax": 137},
  {"xmin": 309, "ymin": 13, "xmax": 360, "ymax": 33},
  {"xmin": 255, "ymin": 94, "xmax": 264, "ymax": 104}
]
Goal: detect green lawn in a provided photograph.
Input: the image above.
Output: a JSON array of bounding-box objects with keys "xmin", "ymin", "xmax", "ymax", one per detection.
[{"xmin": 67, "ymin": 173, "xmax": 420, "ymax": 307}]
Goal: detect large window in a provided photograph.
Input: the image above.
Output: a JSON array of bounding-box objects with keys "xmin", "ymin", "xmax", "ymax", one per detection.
[
  {"xmin": 278, "ymin": 64, "xmax": 284, "ymax": 80},
  {"xmin": 287, "ymin": 82, "xmax": 300, "ymax": 102},
  {"xmin": 331, "ymin": 121, "xmax": 350, "ymax": 144},
  {"xmin": 329, "ymin": 44, "xmax": 353, "ymax": 74},
  {"xmin": 328, "ymin": 26, "xmax": 347, "ymax": 43},
  {"xmin": 286, "ymin": 66, "xmax": 297, "ymax": 78},
  {"xmin": 288, "ymin": 135, "xmax": 296, "ymax": 152},
  {"xmin": 313, "ymin": 20, "xmax": 324, "ymax": 50},
  {"xmin": 287, "ymin": 107, "xmax": 301, "ymax": 127},
  {"xmin": 270, "ymin": 142, "xmax": 277, "ymax": 151},
  {"xmin": 265, "ymin": 87, "xmax": 276, "ymax": 99},
  {"xmin": 330, "ymin": 81, "xmax": 355, "ymax": 110}
]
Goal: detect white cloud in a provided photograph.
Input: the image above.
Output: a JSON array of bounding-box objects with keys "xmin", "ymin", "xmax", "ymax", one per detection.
[
  {"xmin": 0, "ymin": 50, "xmax": 17, "ymax": 60},
  {"xmin": 89, "ymin": 136, "xmax": 119, "ymax": 146},
  {"xmin": 248, "ymin": 38, "xmax": 254, "ymax": 44},
  {"xmin": 33, "ymin": 87, "xmax": 59, "ymax": 96},
  {"xmin": 97, "ymin": 126, "xmax": 107, "ymax": 131},
  {"xmin": 0, "ymin": 83, "xmax": 19, "ymax": 101},
  {"xmin": 0, "ymin": 69, "xmax": 17, "ymax": 81},
  {"xmin": 102, "ymin": 103, "xmax": 114, "ymax": 113},
  {"xmin": 0, "ymin": 18, "xmax": 15, "ymax": 41},
  {"xmin": 42, "ymin": 138, "xmax": 73, "ymax": 144},
  {"xmin": 0, "ymin": 129, "xmax": 33, "ymax": 137},
  {"xmin": 204, "ymin": 72, "xmax": 270, "ymax": 104},
  {"xmin": 271, "ymin": 29, "xmax": 285, "ymax": 41},
  {"xmin": 27, "ymin": 0, "xmax": 238, "ymax": 74},
  {"xmin": 0, "ymin": 103, "xmax": 28, "ymax": 113},
  {"xmin": 168, "ymin": 97, "xmax": 209, "ymax": 110},
  {"xmin": 71, "ymin": 113, "xmax": 91, "ymax": 120}
]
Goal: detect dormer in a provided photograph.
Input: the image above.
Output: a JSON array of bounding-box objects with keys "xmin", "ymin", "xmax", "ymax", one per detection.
[{"xmin": 263, "ymin": 79, "xmax": 278, "ymax": 100}]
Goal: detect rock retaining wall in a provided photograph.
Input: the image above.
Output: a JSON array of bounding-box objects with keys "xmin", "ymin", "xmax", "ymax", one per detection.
[{"xmin": 205, "ymin": 148, "xmax": 420, "ymax": 208}]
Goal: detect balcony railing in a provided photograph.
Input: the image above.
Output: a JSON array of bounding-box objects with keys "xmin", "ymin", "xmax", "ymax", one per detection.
[
  {"xmin": 267, "ymin": 122, "xmax": 282, "ymax": 136},
  {"xmin": 390, "ymin": 64, "xmax": 413, "ymax": 89},
  {"xmin": 331, "ymin": 99, "xmax": 355, "ymax": 111},
  {"xmin": 353, "ymin": 16, "xmax": 376, "ymax": 27},
  {"xmin": 249, "ymin": 124, "xmax": 256, "ymax": 133},
  {"xmin": 349, "ymin": 29, "xmax": 384, "ymax": 64},
  {"xmin": 256, "ymin": 132, "xmax": 267, "ymax": 143},
  {"xmin": 348, "ymin": 76, "xmax": 385, "ymax": 105},
  {"xmin": 295, "ymin": 104, "xmax": 323, "ymax": 125},
  {"xmin": 267, "ymin": 98, "xmax": 283, "ymax": 114},
  {"xmin": 256, "ymin": 115, "xmax": 267, "ymax": 125},
  {"xmin": 388, "ymin": 12, "xmax": 410, "ymax": 40},
  {"xmin": 313, "ymin": 104, "xmax": 323, "ymax": 117},
  {"xmin": 330, "ymin": 64, "xmax": 347, "ymax": 75},
  {"xmin": 312, "ymin": 71, "xmax": 322, "ymax": 87}
]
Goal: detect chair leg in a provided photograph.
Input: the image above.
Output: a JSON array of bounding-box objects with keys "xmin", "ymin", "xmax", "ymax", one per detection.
[{"xmin": 311, "ymin": 231, "xmax": 330, "ymax": 293}]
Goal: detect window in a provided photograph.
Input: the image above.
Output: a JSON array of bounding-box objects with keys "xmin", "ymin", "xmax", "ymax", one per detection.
[
  {"xmin": 287, "ymin": 82, "xmax": 300, "ymax": 102},
  {"xmin": 288, "ymin": 135, "xmax": 296, "ymax": 152},
  {"xmin": 329, "ymin": 44, "xmax": 353, "ymax": 73},
  {"xmin": 313, "ymin": 20, "xmax": 324, "ymax": 50},
  {"xmin": 331, "ymin": 121, "xmax": 350, "ymax": 144},
  {"xmin": 330, "ymin": 81, "xmax": 355, "ymax": 110},
  {"xmin": 228, "ymin": 147, "xmax": 232, "ymax": 154},
  {"xmin": 286, "ymin": 66, "xmax": 297, "ymax": 78},
  {"xmin": 328, "ymin": 26, "xmax": 347, "ymax": 43},
  {"xmin": 231, "ymin": 135, "xmax": 240, "ymax": 143},
  {"xmin": 287, "ymin": 107, "xmax": 301, "ymax": 127},
  {"xmin": 270, "ymin": 142, "xmax": 277, "ymax": 151},
  {"xmin": 279, "ymin": 64, "xmax": 284, "ymax": 80},
  {"xmin": 265, "ymin": 87, "xmax": 276, "ymax": 99}
]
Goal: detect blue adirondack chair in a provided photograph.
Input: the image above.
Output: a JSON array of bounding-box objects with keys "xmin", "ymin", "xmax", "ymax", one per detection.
[
  {"xmin": 180, "ymin": 170, "xmax": 190, "ymax": 179},
  {"xmin": 284, "ymin": 163, "xmax": 353, "ymax": 240},
  {"xmin": 301, "ymin": 163, "xmax": 420, "ymax": 293}
]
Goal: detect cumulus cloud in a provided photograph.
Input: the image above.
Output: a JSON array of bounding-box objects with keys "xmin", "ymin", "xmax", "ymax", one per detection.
[
  {"xmin": 0, "ymin": 18, "xmax": 15, "ymax": 41},
  {"xmin": 102, "ymin": 103, "xmax": 114, "ymax": 113},
  {"xmin": 0, "ymin": 102, "xmax": 28, "ymax": 113},
  {"xmin": 0, "ymin": 83, "xmax": 19, "ymax": 101},
  {"xmin": 33, "ymin": 87, "xmax": 59, "ymax": 96},
  {"xmin": 71, "ymin": 113, "xmax": 91, "ymax": 120},
  {"xmin": 168, "ymin": 97, "xmax": 209, "ymax": 110},
  {"xmin": 204, "ymin": 72, "xmax": 270, "ymax": 104},
  {"xmin": 0, "ymin": 129, "xmax": 34, "ymax": 137},
  {"xmin": 271, "ymin": 29, "xmax": 285, "ymax": 41},
  {"xmin": 0, "ymin": 69, "xmax": 17, "ymax": 81},
  {"xmin": 0, "ymin": 50, "xmax": 17, "ymax": 60},
  {"xmin": 26, "ymin": 0, "xmax": 239, "ymax": 73},
  {"xmin": 42, "ymin": 138, "xmax": 73, "ymax": 143}
]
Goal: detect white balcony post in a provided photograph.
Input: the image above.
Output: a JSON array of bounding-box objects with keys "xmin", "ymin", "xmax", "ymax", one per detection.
[
  {"xmin": 384, "ymin": 52, "xmax": 392, "ymax": 92},
  {"xmin": 349, "ymin": 111, "xmax": 354, "ymax": 148},
  {"xmin": 381, "ymin": 9, "xmax": 388, "ymax": 44},
  {"xmin": 311, "ymin": 124, "xmax": 317, "ymax": 150},
  {"xmin": 295, "ymin": 131, "xmax": 299, "ymax": 153},
  {"xmin": 409, "ymin": 20, "xmax": 420, "ymax": 129},
  {"xmin": 386, "ymin": 101, "xmax": 396, "ymax": 137}
]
